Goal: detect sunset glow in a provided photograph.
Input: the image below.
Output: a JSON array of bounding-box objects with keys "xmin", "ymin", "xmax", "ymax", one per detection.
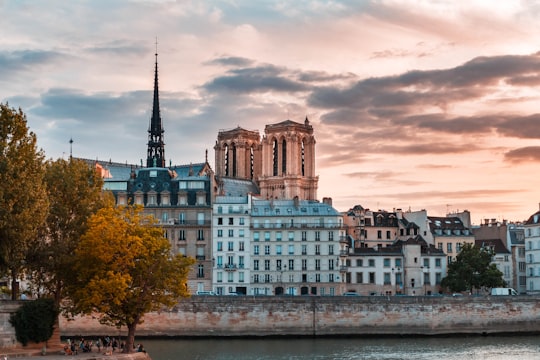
[{"xmin": 2, "ymin": 0, "xmax": 540, "ymax": 222}]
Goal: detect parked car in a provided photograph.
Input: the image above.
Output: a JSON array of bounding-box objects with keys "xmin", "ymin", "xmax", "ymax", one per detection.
[
  {"xmin": 195, "ymin": 290, "xmax": 216, "ymax": 296},
  {"xmin": 491, "ymin": 287, "xmax": 518, "ymax": 296}
]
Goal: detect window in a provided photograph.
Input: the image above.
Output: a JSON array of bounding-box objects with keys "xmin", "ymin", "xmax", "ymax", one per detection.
[
  {"xmin": 447, "ymin": 256, "xmax": 453, "ymax": 264},
  {"xmin": 328, "ymin": 259, "xmax": 334, "ymax": 270},
  {"xmin": 216, "ymin": 256, "xmax": 223, "ymax": 267},
  {"xmin": 315, "ymin": 245, "xmax": 320, "ymax": 255},
  {"xmin": 315, "ymin": 274, "xmax": 321, "ymax": 282},
  {"xmin": 377, "ymin": 230, "xmax": 382, "ymax": 239},
  {"xmin": 302, "ymin": 259, "xmax": 307, "ymax": 271},
  {"xmin": 288, "ymin": 232, "xmax": 295, "ymax": 241},
  {"xmin": 395, "ymin": 258, "xmax": 402, "ymax": 268},
  {"xmin": 302, "ymin": 245, "xmax": 307, "ymax": 255},
  {"xmin": 288, "ymin": 259, "xmax": 294, "ymax": 270},
  {"xmin": 239, "ymin": 256, "xmax": 245, "ymax": 268},
  {"xmin": 254, "ymin": 232, "xmax": 260, "ymax": 242},
  {"xmin": 228, "ymin": 229, "xmax": 234, "ymax": 237},
  {"xmin": 289, "ymin": 244, "xmax": 295, "ymax": 255},
  {"xmin": 384, "ymin": 272, "xmax": 391, "ymax": 285},
  {"xmin": 264, "ymin": 259, "xmax": 270, "ymax": 271},
  {"xmin": 423, "ymin": 258, "xmax": 429, "ymax": 268},
  {"xmin": 329, "ymin": 244, "xmax": 334, "ymax": 255},
  {"xmin": 386, "ymin": 231, "xmax": 391, "ymax": 239},
  {"xmin": 356, "ymin": 259, "xmax": 363, "ymax": 267},
  {"xmin": 228, "ymin": 241, "xmax": 234, "ymax": 251},
  {"xmin": 383, "ymin": 258, "xmax": 391, "ymax": 267},
  {"xmin": 276, "ymin": 245, "xmax": 282, "ymax": 255},
  {"xmin": 329, "ymin": 274, "xmax": 334, "ymax": 283},
  {"xmin": 265, "ymin": 232, "xmax": 271, "ymax": 241},
  {"xmin": 254, "ymin": 245, "xmax": 259, "ymax": 255},
  {"xmin": 438, "ymin": 243, "xmax": 443, "ymax": 250},
  {"xmin": 228, "ymin": 217, "xmax": 234, "ymax": 225},
  {"xmin": 239, "ymin": 217, "xmax": 245, "ymax": 225},
  {"xmin": 253, "ymin": 260, "xmax": 259, "ymax": 271},
  {"xmin": 435, "ymin": 258, "xmax": 441, "ymax": 267},
  {"xmin": 435, "ymin": 273, "xmax": 442, "ymax": 285},
  {"xmin": 264, "ymin": 245, "xmax": 270, "ymax": 255},
  {"xmin": 315, "ymin": 231, "xmax": 320, "ymax": 241},
  {"xmin": 228, "ymin": 272, "xmax": 234, "ymax": 283},
  {"xmin": 197, "ymin": 229, "xmax": 204, "ymax": 240},
  {"xmin": 315, "ymin": 259, "xmax": 321, "ymax": 271},
  {"xmin": 239, "ymin": 229, "xmax": 245, "ymax": 237},
  {"xmin": 328, "ymin": 232, "xmax": 334, "ymax": 241},
  {"xmin": 302, "ymin": 231, "xmax": 307, "ymax": 241},
  {"xmin": 456, "ymin": 242, "xmax": 462, "ymax": 252},
  {"xmin": 217, "ymin": 242, "xmax": 223, "ymax": 251},
  {"xmin": 369, "ymin": 272, "xmax": 375, "ymax": 284},
  {"xmin": 368, "ymin": 259, "xmax": 375, "ymax": 267},
  {"xmin": 218, "ymin": 217, "xmax": 223, "ymax": 225},
  {"xmin": 178, "ymin": 230, "xmax": 185, "ymax": 241},
  {"xmin": 197, "ymin": 264, "xmax": 204, "ymax": 278},
  {"xmin": 253, "ymin": 274, "xmax": 259, "ymax": 283},
  {"xmin": 217, "ymin": 229, "xmax": 223, "ymax": 238},
  {"xmin": 356, "ymin": 272, "xmax": 363, "ymax": 283},
  {"xmin": 217, "ymin": 272, "xmax": 223, "ymax": 283},
  {"xmin": 447, "ymin": 243, "xmax": 452, "ymax": 253}
]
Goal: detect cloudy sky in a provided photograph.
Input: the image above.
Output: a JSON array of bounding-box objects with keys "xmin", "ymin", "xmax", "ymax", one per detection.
[{"xmin": 3, "ymin": 0, "xmax": 540, "ymax": 223}]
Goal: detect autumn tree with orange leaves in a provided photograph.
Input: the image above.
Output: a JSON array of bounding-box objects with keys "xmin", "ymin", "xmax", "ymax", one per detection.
[{"xmin": 64, "ymin": 205, "xmax": 194, "ymax": 353}]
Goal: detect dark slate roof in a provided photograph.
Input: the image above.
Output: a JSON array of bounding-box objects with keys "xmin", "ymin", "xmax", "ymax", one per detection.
[
  {"xmin": 351, "ymin": 235, "xmax": 444, "ymax": 256},
  {"xmin": 220, "ymin": 177, "xmax": 259, "ymax": 197},
  {"xmin": 372, "ymin": 211, "xmax": 399, "ymax": 227},
  {"xmin": 251, "ymin": 198, "xmax": 341, "ymax": 217},
  {"xmin": 428, "ymin": 216, "xmax": 468, "ymax": 231},
  {"xmin": 525, "ymin": 210, "xmax": 540, "ymax": 225},
  {"xmin": 399, "ymin": 217, "xmax": 419, "ymax": 229},
  {"xmin": 475, "ymin": 239, "xmax": 511, "ymax": 254},
  {"xmin": 508, "ymin": 227, "xmax": 525, "ymax": 245}
]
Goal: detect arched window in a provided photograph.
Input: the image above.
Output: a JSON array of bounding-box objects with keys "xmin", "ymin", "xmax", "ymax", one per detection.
[
  {"xmin": 301, "ymin": 139, "xmax": 306, "ymax": 176},
  {"xmin": 250, "ymin": 145, "xmax": 254, "ymax": 179},
  {"xmin": 224, "ymin": 144, "xmax": 229, "ymax": 176},
  {"xmin": 272, "ymin": 138, "xmax": 278, "ymax": 176},
  {"xmin": 232, "ymin": 143, "xmax": 237, "ymax": 177},
  {"xmin": 281, "ymin": 139, "xmax": 287, "ymax": 175}
]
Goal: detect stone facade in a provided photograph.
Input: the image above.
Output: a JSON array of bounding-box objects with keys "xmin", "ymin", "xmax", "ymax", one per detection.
[{"xmin": 59, "ymin": 296, "xmax": 540, "ymax": 337}]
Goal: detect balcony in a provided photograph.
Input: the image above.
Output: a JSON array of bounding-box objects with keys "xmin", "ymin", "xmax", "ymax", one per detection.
[
  {"xmin": 339, "ymin": 265, "xmax": 349, "ymax": 272},
  {"xmin": 224, "ymin": 264, "xmax": 238, "ymax": 272}
]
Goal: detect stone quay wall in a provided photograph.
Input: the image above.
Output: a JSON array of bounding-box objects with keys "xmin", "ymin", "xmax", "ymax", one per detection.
[{"xmin": 59, "ymin": 296, "xmax": 540, "ymax": 337}]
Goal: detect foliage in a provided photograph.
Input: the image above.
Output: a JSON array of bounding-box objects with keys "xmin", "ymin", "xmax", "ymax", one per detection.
[
  {"xmin": 441, "ymin": 243, "xmax": 505, "ymax": 293},
  {"xmin": 9, "ymin": 298, "xmax": 59, "ymax": 346},
  {"xmin": 0, "ymin": 103, "xmax": 49, "ymax": 299},
  {"xmin": 27, "ymin": 158, "xmax": 110, "ymax": 305},
  {"xmin": 65, "ymin": 205, "xmax": 194, "ymax": 352}
]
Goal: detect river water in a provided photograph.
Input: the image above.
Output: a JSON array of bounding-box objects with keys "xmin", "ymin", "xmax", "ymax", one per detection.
[{"xmin": 141, "ymin": 336, "xmax": 540, "ymax": 360}]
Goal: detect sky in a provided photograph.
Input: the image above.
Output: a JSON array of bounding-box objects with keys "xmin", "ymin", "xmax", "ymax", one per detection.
[{"xmin": 2, "ymin": 0, "xmax": 540, "ymax": 224}]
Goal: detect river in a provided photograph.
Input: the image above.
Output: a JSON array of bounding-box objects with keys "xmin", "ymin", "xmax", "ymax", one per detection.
[{"xmin": 141, "ymin": 335, "xmax": 540, "ymax": 360}]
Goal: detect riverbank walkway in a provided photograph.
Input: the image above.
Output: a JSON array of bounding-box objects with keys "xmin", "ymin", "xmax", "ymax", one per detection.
[{"xmin": 0, "ymin": 348, "xmax": 149, "ymax": 360}]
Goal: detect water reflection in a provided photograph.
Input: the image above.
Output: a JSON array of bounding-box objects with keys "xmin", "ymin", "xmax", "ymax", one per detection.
[{"xmin": 142, "ymin": 335, "xmax": 540, "ymax": 360}]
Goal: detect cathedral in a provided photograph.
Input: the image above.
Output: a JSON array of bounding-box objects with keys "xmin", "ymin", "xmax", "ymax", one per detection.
[{"xmin": 214, "ymin": 118, "xmax": 318, "ymax": 201}]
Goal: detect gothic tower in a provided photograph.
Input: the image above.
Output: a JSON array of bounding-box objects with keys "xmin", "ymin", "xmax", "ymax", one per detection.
[
  {"xmin": 259, "ymin": 118, "xmax": 318, "ymax": 201},
  {"xmin": 146, "ymin": 51, "xmax": 165, "ymax": 168},
  {"xmin": 214, "ymin": 127, "xmax": 262, "ymax": 180}
]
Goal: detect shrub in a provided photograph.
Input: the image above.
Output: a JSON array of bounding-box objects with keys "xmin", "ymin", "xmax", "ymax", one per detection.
[{"xmin": 9, "ymin": 298, "xmax": 58, "ymax": 346}]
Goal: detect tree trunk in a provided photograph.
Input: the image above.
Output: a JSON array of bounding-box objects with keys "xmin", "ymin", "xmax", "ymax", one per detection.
[
  {"xmin": 124, "ymin": 322, "xmax": 138, "ymax": 353},
  {"xmin": 11, "ymin": 271, "xmax": 18, "ymax": 300}
]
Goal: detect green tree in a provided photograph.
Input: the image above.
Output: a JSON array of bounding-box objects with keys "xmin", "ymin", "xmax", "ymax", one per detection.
[
  {"xmin": 0, "ymin": 103, "xmax": 49, "ymax": 300},
  {"xmin": 27, "ymin": 158, "xmax": 110, "ymax": 306},
  {"xmin": 441, "ymin": 243, "xmax": 505, "ymax": 293},
  {"xmin": 65, "ymin": 205, "xmax": 194, "ymax": 353},
  {"xmin": 9, "ymin": 298, "xmax": 59, "ymax": 346}
]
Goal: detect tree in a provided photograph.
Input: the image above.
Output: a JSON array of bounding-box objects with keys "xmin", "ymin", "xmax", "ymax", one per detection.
[
  {"xmin": 441, "ymin": 243, "xmax": 505, "ymax": 293},
  {"xmin": 9, "ymin": 298, "xmax": 58, "ymax": 346},
  {"xmin": 27, "ymin": 158, "xmax": 109, "ymax": 306},
  {"xmin": 0, "ymin": 103, "xmax": 49, "ymax": 300},
  {"xmin": 64, "ymin": 205, "xmax": 194, "ymax": 353}
]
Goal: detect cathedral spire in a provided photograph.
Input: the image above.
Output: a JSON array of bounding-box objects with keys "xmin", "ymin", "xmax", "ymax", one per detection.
[{"xmin": 146, "ymin": 42, "xmax": 165, "ymax": 168}]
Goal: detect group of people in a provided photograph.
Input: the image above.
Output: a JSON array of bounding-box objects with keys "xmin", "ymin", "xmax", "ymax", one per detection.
[{"xmin": 63, "ymin": 336, "xmax": 137, "ymax": 355}]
